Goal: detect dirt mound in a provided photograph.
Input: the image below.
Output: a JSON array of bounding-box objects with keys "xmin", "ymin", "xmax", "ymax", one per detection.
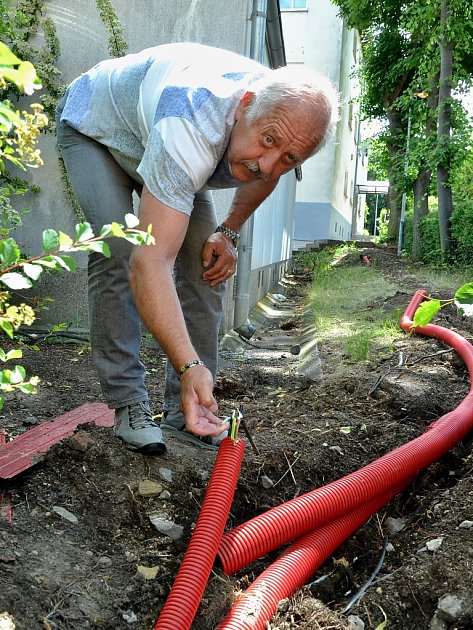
[{"xmin": 1, "ymin": 247, "xmax": 472, "ymax": 629}]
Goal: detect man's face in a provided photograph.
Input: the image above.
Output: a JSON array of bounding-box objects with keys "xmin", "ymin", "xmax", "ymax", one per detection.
[{"xmin": 227, "ymin": 93, "xmax": 325, "ymax": 184}]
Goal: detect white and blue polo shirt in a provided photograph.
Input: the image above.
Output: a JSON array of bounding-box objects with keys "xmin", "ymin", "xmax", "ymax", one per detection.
[{"xmin": 60, "ymin": 42, "xmax": 267, "ymax": 215}]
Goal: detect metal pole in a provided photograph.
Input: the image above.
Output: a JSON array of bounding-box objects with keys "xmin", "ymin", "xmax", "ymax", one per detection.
[
  {"xmin": 397, "ymin": 108, "xmax": 412, "ymax": 256},
  {"xmin": 374, "ymin": 193, "xmax": 379, "ymax": 236}
]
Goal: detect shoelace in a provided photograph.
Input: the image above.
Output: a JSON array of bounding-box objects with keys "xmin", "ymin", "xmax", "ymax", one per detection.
[{"xmin": 128, "ymin": 402, "xmax": 158, "ymax": 430}]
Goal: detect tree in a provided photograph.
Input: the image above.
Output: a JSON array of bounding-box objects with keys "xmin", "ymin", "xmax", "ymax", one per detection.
[{"xmin": 332, "ymin": 0, "xmax": 473, "ymax": 258}]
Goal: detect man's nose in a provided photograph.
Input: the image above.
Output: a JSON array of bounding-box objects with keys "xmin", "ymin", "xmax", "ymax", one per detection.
[{"xmin": 259, "ymin": 150, "xmax": 281, "ymax": 177}]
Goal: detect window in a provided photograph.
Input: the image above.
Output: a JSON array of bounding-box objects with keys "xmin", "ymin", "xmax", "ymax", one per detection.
[{"xmin": 280, "ymin": 0, "xmax": 307, "ymax": 10}]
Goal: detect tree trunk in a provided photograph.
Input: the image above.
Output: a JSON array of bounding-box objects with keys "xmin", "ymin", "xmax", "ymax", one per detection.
[
  {"xmin": 437, "ymin": 0, "xmax": 454, "ymax": 257},
  {"xmin": 412, "ymin": 78, "xmax": 438, "ymax": 262},
  {"xmin": 412, "ymin": 167, "xmax": 431, "ymax": 261},
  {"xmin": 385, "ymin": 108, "xmax": 403, "ymax": 241}
]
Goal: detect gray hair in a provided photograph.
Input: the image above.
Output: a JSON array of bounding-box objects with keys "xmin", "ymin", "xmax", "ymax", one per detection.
[{"xmin": 246, "ymin": 65, "xmax": 340, "ymax": 155}]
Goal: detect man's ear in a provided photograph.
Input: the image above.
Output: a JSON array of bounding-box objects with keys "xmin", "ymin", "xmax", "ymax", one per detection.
[{"xmin": 235, "ymin": 91, "xmax": 255, "ymax": 120}]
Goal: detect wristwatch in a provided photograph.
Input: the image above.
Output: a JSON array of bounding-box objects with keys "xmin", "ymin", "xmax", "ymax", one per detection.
[{"xmin": 216, "ymin": 224, "xmax": 240, "ymax": 247}]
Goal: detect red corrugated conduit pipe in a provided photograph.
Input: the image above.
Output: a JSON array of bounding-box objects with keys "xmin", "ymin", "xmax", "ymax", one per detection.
[
  {"xmin": 217, "ymin": 478, "xmax": 414, "ymax": 630},
  {"xmin": 217, "ymin": 289, "xmax": 473, "ymax": 575},
  {"xmin": 154, "ymin": 437, "xmax": 245, "ymax": 630}
]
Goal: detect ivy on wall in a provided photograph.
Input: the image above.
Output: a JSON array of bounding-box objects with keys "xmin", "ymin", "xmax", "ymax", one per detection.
[
  {"xmin": 0, "ymin": 0, "xmax": 129, "ymax": 222},
  {"xmin": 96, "ymin": 0, "xmax": 128, "ymax": 58}
]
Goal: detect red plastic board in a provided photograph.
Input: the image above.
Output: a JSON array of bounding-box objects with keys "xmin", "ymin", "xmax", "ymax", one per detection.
[{"xmin": 0, "ymin": 402, "xmax": 114, "ymax": 479}]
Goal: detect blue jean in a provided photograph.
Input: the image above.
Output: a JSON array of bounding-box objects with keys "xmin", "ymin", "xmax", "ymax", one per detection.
[{"xmin": 56, "ymin": 100, "xmax": 225, "ymax": 412}]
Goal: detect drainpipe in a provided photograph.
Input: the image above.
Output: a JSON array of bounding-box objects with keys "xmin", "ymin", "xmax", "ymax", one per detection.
[{"xmin": 233, "ymin": 0, "xmax": 268, "ymax": 337}]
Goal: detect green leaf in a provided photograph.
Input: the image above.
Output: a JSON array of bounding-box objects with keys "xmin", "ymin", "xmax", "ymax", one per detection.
[
  {"xmin": 99, "ymin": 224, "xmax": 113, "ymax": 238},
  {"xmin": 14, "ymin": 60, "xmax": 41, "ymax": 95},
  {"xmin": 454, "ymin": 282, "xmax": 473, "ymax": 305},
  {"xmin": 5, "ymin": 349, "xmax": 22, "ymax": 361},
  {"xmin": 19, "ymin": 382, "xmax": 37, "ymax": 394},
  {"xmin": 0, "ymin": 41, "xmax": 22, "ymax": 66},
  {"xmin": 0, "ymin": 102, "xmax": 23, "ymax": 127},
  {"xmin": 35, "ymin": 256, "xmax": 61, "ymax": 269},
  {"xmin": 80, "ymin": 241, "xmax": 111, "ymax": 257},
  {"xmin": 0, "ymin": 272, "xmax": 33, "ymax": 289},
  {"xmin": 42, "ymin": 229, "xmax": 59, "ymax": 252},
  {"xmin": 9, "ymin": 365, "xmax": 26, "ymax": 384},
  {"xmin": 413, "ymin": 299, "xmax": 441, "ymax": 327},
  {"xmin": 125, "ymin": 213, "xmax": 140, "ymax": 228},
  {"xmin": 22, "ymin": 263, "xmax": 43, "ymax": 281},
  {"xmin": 340, "ymin": 426, "xmax": 351, "ymax": 434},
  {"xmin": 0, "ymin": 349, "xmax": 4, "ymax": 361},
  {"xmin": 48, "ymin": 255, "xmax": 77, "ymax": 272},
  {"xmin": 374, "ymin": 604, "xmax": 388, "ymax": 630},
  {"xmin": 0, "ymin": 237, "xmax": 20, "ymax": 265},
  {"xmin": 0, "ymin": 320, "xmax": 14, "ymax": 339},
  {"xmin": 57, "ymin": 255, "xmax": 76, "ymax": 272},
  {"xmin": 109, "ymin": 222, "xmax": 127, "ymax": 238},
  {"xmin": 75, "ymin": 222, "xmax": 94, "ymax": 242},
  {"xmin": 58, "ymin": 231, "xmax": 74, "ymax": 249}
]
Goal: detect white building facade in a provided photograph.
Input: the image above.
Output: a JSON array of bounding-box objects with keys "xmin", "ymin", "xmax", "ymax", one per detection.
[{"xmin": 281, "ymin": 0, "xmax": 367, "ymax": 248}]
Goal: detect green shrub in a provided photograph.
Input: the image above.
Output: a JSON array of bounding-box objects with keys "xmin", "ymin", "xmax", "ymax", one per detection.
[{"xmin": 0, "ymin": 43, "xmax": 153, "ymax": 410}]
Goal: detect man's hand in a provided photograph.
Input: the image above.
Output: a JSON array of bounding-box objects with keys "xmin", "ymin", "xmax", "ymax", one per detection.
[
  {"xmin": 179, "ymin": 365, "xmax": 230, "ymax": 436},
  {"xmin": 202, "ymin": 232, "xmax": 238, "ymax": 286}
]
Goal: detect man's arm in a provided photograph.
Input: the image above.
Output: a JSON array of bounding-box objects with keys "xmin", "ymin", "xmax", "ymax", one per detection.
[
  {"xmin": 222, "ymin": 178, "xmax": 279, "ymax": 231},
  {"xmin": 130, "ymin": 186, "xmax": 227, "ymax": 437},
  {"xmin": 202, "ymin": 178, "xmax": 278, "ymax": 284}
]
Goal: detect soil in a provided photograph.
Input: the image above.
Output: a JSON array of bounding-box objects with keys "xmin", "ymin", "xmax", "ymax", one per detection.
[{"xmin": 1, "ymin": 246, "xmax": 473, "ymax": 630}]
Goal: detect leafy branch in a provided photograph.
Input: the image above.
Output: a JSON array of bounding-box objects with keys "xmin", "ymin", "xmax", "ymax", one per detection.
[
  {"xmin": 0, "ymin": 215, "xmax": 154, "ymax": 409},
  {"xmin": 0, "ymin": 214, "xmax": 153, "ymax": 291},
  {"xmin": 412, "ymin": 282, "xmax": 473, "ymax": 327}
]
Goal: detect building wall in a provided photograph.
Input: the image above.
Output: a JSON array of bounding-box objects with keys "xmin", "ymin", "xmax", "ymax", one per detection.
[
  {"xmin": 11, "ymin": 0, "xmax": 296, "ymax": 332},
  {"xmin": 281, "ymin": 0, "xmax": 366, "ymax": 247}
]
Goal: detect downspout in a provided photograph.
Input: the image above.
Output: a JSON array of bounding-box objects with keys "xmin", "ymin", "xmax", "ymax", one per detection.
[
  {"xmin": 233, "ymin": 0, "xmax": 268, "ymax": 338},
  {"xmin": 351, "ymin": 114, "xmax": 361, "ymax": 240}
]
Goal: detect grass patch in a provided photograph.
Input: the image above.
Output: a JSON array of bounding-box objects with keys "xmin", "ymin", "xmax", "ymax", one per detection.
[
  {"xmin": 410, "ymin": 266, "xmax": 472, "ymax": 292},
  {"xmin": 302, "ymin": 247, "xmax": 403, "ymax": 363}
]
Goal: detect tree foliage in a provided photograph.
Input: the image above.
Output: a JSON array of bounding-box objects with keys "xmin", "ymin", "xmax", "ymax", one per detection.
[{"xmin": 332, "ymin": 0, "xmax": 473, "ymax": 259}]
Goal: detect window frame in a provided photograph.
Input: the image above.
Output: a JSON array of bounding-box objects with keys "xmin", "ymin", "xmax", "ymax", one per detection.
[{"xmin": 280, "ymin": 0, "xmax": 308, "ymax": 11}]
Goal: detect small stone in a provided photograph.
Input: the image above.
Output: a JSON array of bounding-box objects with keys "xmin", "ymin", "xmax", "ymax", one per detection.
[
  {"xmin": 426, "ymin": 537, "xmax": 444, "ymax": 552},
  {"xmin": 137, "ymin": 480, "xmax": 163, "ymax": 497},
  {"xmin": 23, "ymin": 416, "xmax": 39, "ymax": 426},
  {"xmin": 385, "ymin": 517, "xmax": 406, "ymax": 535},
  {"xmin": 159, "ymin": 490, "xmax": 171, "ymax": 500},
  {"xmin": 437, "ymin": 594, "xmax": 465, "ymax": 623},
  {"xmin": 70, "ymin": 430, "xmax": 95, "ymax": 452},
  {"xmin": 137, "ymin": 565, "xmax": 159, "ymax": 580},
  {"xmin": 149, "ymin": 512, "xmax": 184, "ymax": 540},
  {"xmin": 159, "ymin": 467, "xmax": 173, "ymax": 483},
  {"xmin": 98, "ymin": 556, "xmax": 113, "ymax": 566},
  {"xmin": 458, "ymin": 520, "xmax": 473, "ymax": 530},
  {"xmin": 122, "ymin": 610, "xmax": 138, "ymax": 624},
  {"xmin": 198, "ymin": 470, "xmax": 210, "ymax": 482},
  {"xmin": 52, "ymin": 506, "xmax": 78, "ymax": 524},
  {"xmin": 290, "ymin": 345, "xmax": 301, "ymax": 355},
  {"xmin": 430, "ymin": 613, "xmax": 448, "ymax": 630},
  {"xmin": 277, "ymin": 598, "xmax": 290, "ymax": 613},
  {"xmin": 261, "ymin": 475, "xmax": 273, "ymax": 489},
  {"xmin": 125, "ymin": 551, "xmax": 138, "ymax": 563},
  {"xmin": 386, "ymin": 543, "xmax": 395, "ymax": 552},
  {"xmin": 347, "ymin": 615, "xmax": 365, "ymax": 630},
  {"xmin": 0, "ymin": 612, "xmax": 15, "ymax": 629}
]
